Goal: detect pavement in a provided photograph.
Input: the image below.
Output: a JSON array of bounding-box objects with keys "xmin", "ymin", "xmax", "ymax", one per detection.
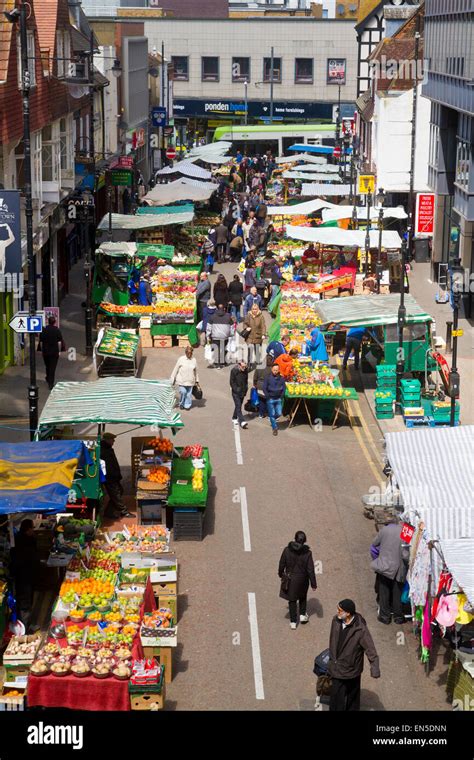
[{"xmin": 0, "ymin": 255, "xmax": 462, "ymax": 712}]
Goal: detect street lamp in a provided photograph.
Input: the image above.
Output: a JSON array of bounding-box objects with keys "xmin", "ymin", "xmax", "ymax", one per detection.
[
  {"xmin": 244, "ymin": 80, "xmax": 248, "ymax": 126},
  {"xmin": 396, "ymin": 238, "xmax": 408, "ymax": 403},
  {"xmin": 376, "ymin": 188, "xmax": 385, "ymax": 294},
  {"xmin": 343, "ymin": 133, "xmax": 351, "ymax": 184},
  {"xmin": 364, "ymin": 191, "xmax": 372, "ymax": 277},
  {"xmin": 111, "ymin": 59, "xmax": 122, "ymax": 78},
  {"xmin": 449, "ymin": 260, "xmax": 463, "ymax": 426}
]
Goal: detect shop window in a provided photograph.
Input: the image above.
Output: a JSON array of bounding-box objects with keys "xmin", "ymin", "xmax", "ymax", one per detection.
[
  {"xmin": 172, "ymin": 56, "xmax": 189, "ymax": 81},
  {"xmin": 295, "ymin": 58, "xmax": 313, "ymax": 84},
  {"xmin": 263, "ymin": 57, "xmax": 282, "ymax": 83},
  {"xmin": 232, "ymin": 57, "xmax": 250, "ymax": 83},
  {"xmin": 42, "ymin": 124, "xmax": 60, "ymax": 183},
  {"xmin": 455, "ymin": 140, "xmax": 470, "ymax": 189},
  {"xmin": 201, "ymin": 57, "xmax": 219, "ymax": 82}
]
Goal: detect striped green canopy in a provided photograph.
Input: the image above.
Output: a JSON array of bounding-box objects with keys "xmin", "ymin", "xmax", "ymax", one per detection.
[
  {"xmin": 315, "ymin": 294, "xmax": 432, "ymax": 328},
  {"xmin": 38, "ymin": 378, "xmax": 183, "ymax": 428}
]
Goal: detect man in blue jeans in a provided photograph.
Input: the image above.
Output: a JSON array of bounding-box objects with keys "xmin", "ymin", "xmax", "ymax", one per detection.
[
  {"xmin": 263, "ymin": 363, "xmax": 286, "ymax": 436},
  {"xmin": 342, "ymin": 326, "xmax": 368, "ymax": 371}
]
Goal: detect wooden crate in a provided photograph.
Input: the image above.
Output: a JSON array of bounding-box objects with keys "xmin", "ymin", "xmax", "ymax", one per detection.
[
  {"xmin": 130, "ymin": 683, "xmax": 166, "ymax": 711},
  {"xmin": 153, "ymin": 335, "xmax": 172, "ymax": 349},
  {"xmin": 177, "ymin": 336, "xmax": 190, "ymax": 348},
  {"xmin": 3, "ymin": 633, "xmax": 42, "ymax": 665},
  {"xmin": 323, "ymin": 288, "xmax": 339, "ymax": 299}
]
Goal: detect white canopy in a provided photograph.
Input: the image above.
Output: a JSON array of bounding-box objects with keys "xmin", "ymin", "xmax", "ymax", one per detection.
[
  {"xmin": 267, "ymin": 198, "xmax": 340, "ymax": 216},
  {"xmin": 96, "ymin": 242, "xmax": 137, "ymax": 256},
  {"xmin": 156, "ymin": 162, "xmax": 212, "ymax": 180},
  {"xmin": 322, "ymin": 206, "xmax": 408, "ymax": 222},
  {"xmin": 200, "ymin": 155, "xmax": 232, "ymax": 165},
  {"xmin": 97, "ymin": 211, "xmax": 194, "ymax": 230},
  {"xmin": 283, "ymin": 164, "xmax": 339, "ymax": 174},
  {"xmin": 283, "ymin": 171, "xmax": 342, "ymax": 182},
  {"xmin": 189, "ymin": 141, "xmax": 232, "ymax": 157},
  {"xmin": 143, "ymin": 178, "xmax": 217, "ymax": 205},
  {"xmin": 275, "ymin": 154, "xmax": 328, "ymax": 165},
  {"xmin": 285, "ymin": 225, "xmax": 403, "ymax": 248},
  {"xmin": 438, "ymin": 539, "xmax": 474, "ymax": 606},
  {"xmin": 302, "ymin": 183, "xmax": 351, "ymax": 197}
]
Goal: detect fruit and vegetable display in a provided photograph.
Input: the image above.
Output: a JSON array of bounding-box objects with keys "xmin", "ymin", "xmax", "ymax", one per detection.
[
  {"xmin": 141, "ymin": 608, "xmax": 174, "ymax": 636},
  {"xmin": 97, "ymin": 328, "xmax": 139, "ymax": 358},
  {"xmin": 192, "ymin": 468, "xmax": 204, "ymax": 492},
  {"xmin": 149, "ymin": 266, "xmax": 198, "ymax": 322},
  {"xmin": 279, "ymin": 282, "xmax": 323, "ymax": 336},
  {"xmin": 286, "ymin": 383, "xmax": 352, "ymax": 397},
  {"xmin": 4, "ymin": 635, "xmax": 41, "ymax": 662},
  {"xmin": 181, "ymin": 444, "xmax": 203, "ymax": 459},
  {"xmin": 146, "ymin": 465, "xmax": 171, "ymax": 486},
  {"xmin": 148, "ymin": 437, "xmax": 173, "ymax": 455}
]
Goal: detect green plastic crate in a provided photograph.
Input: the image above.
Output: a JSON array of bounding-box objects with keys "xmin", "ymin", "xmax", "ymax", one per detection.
[
  {"xmin": 400, "ymin": 379, "xmax": 421, "ymax": 391},
  {"xmin": 376, "ymin": 365, "xmax": 396, "ymax": 376},
  {"xmin": 376, "ymin": 411, "xmax": 394, "ymax": 419},
  {"xmin": 376, "ymin": 403, "xmax": 394, "ymax": 412}
]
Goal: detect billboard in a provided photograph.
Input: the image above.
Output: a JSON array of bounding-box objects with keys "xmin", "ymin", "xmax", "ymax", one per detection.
[
  {"xmin": 0, "ymin": 191, "xmax": 21, "ymax": 276},
  {"xmin": 415, "ymin": 193, "xmax": 435, "ymax": 235},
  {"xmin": 327, "ymin": 58, "xmax": 346, "ymax": 85},
  {"xmin": 173, "ymin": 99, "xmax": 333, "ymax": 120}
]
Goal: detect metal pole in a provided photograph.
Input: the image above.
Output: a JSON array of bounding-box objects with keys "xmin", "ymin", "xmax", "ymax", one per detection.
[
  {"xmin": 161, "ymin": 41, "xmax": 165, "ymax": 164},
  {"xmin": 269, "ymin": 47, "xmax": 274, "ymax": 124},
  {"xmin": 450, "ymin": 299, "xmax": 459, "ymax": 426},
  {"xmin": 377, "ymin": 207, "xmax": 383, "ymax": 294},
  {"xmin": 364, "ymin": 192, "xmax": 371, "ymax": 276},
  {"xmin": 19, "ymin": 1, "xmax": 38, "ymax": 438},
  {"xmin": 335, "ymin": 84, "xmax": 341, "ymax": 169},
  {"xmin": 84, "ymin": 29, "xmax": 95, "ymax": 356},
  {"xmin": 396, "ymin": 239, "xmax": 407, "ymax": 403},
  {"xmin": 244, "ymin": 81, "xmax": 248, "ymax": 126},
  {"xmin": 407, "ymin": 17, "xmax": 421, "ymax": 263}
]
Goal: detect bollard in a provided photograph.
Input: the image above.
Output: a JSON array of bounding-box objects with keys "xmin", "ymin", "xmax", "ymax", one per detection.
[{"xmin": 446, "ymin": 320, "xmax": 453, "ymax": 353}]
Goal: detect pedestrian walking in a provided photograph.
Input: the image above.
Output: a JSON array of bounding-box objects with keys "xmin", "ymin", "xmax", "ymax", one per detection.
[
  {"xmin": 229, "ymin": 359, "xmax": 249, "ymax": 429},
  {"xmin": 327, "ymin": 599, "xmax": 380, "ymax": 712},
  {"xmin": 370, "ymin": 520, "xmax": 409, "ymax": 625},
  {"xmin": 244, "ymin": 261, "xmax": 257, "ymax": 293},
  {"xmin": 37, "ymin": 316, "xmax": 66, "ymax": 390},
  {"xmin": 242, "ymin": 302, "xmax": 266, "ymax": 367},
  {"xmin": 196, "ymin": 272, "xmax": 211, "ymax": 321},
  {"xmin": 101, "ymin": 433, "xmax": 133, "ymax": 519},
  {"xmin": 215, "ymin": 221, "xmax": 229, "ymax": 263},
  {"xmin": 200, "ymin": 298, "xmax": 217, "ymax": 346},
  {"xmin": 263, "ymin": 362, "xmax": 286, "ymax": 435},
  {"xmin": 243, "ymin": 285, "xmax": 263, "ymax": 316},
  {"xmin": 228, "ymin": 274, "xmax": 244, "ymax": 323},
  {"xmin": 170, "ymin": 346, "xmax": 200, "ymax": 411},
  {"xmin": 213, "ymin": 274, "xmax": 230, "ymax": 310},
  {"xmin": 206, "ymin": 303, "xmax": 234, "ymax": 368},
  {"xmin": 278, "ymin": 531, "xmax": 317, "ymax": 629},
  {"xmin": 342, "ymin": 326, "xmax": 368, "ymax": 371}
]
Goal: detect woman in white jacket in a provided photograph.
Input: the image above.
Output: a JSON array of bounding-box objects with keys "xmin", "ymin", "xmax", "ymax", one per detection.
[{"xmin": 170, "ymin": 347, "xmax": 199, "ymax": 410}]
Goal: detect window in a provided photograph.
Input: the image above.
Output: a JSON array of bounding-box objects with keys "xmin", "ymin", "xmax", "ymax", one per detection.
[
  {"xmin": 232, "ymin": 57, "xmax": 250, "ymax": 83},
  {"xmin": 56, "ymin": 31, "xmax": 64, "ymax": 77},
  {"xmin": 295, "ymin": 58, "xmax": 313, "ymax": 84},
  {"xmin": 455, "ymin": 140, "xmax": 470, "ymax": 189},
  {"xmin": 17, "ymin": 30, "xmax": 36, "ymax": 88},
  {"xmin": 63, "ymin": 32, "xmax": 71, "ymax": 76},
  {"xmin": 59, "ymin": 116, "xmax": 73, "ymax": 179},
  {"xmin": 172, "ymin": 56, "xmax": 189, "ymax": 81},
  {"xmin": 41, "ymin": 123, "xmax": 60, "ymax": 183},
  {"xmin": 201, "ymin": 56, "xmax": 219, "ymax": 82},
  {"xmin": 263, "ymin": 57, "xmax": 281, "ymax": 83}
]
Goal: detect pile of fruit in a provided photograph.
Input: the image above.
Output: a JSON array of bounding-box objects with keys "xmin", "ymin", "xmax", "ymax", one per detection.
[
  {"xmin": 141, "ymin": 608, "xmax": 174, "ymax": 632},
  {"xmin": 146, "ymin": 465, "xmax": 170, "ymax": 486},
  {"xmin": 192, "ymin": 468, "xmax": 204, "ymax": 492},
  {"xmin": 60, "ymin": 578, "xmax": 115, "ymax": 607},
  {"xmin": 181, "ymin": 444, "xmax": 203, "ymax": 459},
  {"xmin": 375, "ymin": 390, "xmax": 394, "ymax": 400},
  {"xmin": 286, "ymin": 383, "xmax": 351, "ymax": 397},
  {"xmin": 149, "ymin": 437, "xmax": 173, "ymax": 455},
  {"xmin": 120, "ymin": 568, "xmax": 150, "ymax": 585}
]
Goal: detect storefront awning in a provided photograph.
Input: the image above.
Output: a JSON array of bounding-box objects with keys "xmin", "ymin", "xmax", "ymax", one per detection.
[
  {"xmin": 39, "ymin": 378, "xmax": 183, "ymax": 428},
  {"xmin": 322, "ymin": 206, "xmax": 408, "ymax": 222},
  {"xmin": 285, "ymin": 225, "xmax": 403, "ymax": 248},
  {"xmin": 0, "ymin": 440, "xmax": 89, "ymax": 514},
  {"xmin": 97, "ymin": 211, "xmax": 194, "ymax": 230},
  {"xmin": 314, "ymin": 293, "xmax": 432, "ymax": 327},
  {"xmin": 301, "ymin": 183, "xmax": 351, "ymax": 197}
]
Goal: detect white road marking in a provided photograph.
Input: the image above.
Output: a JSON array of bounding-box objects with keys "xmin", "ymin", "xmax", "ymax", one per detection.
[
  {"xmin": 239, "ymin": 486, "xmax": 251, "ymax": 552},
  {"xmin": 248, "ymin": 592, "xmax": 265, "ymax": 700},
  {"xmin": 234, "ymin": 425, "xmax": 243, "ymax": 465},
  {"xmin": 427, "ymin": 279, "xmax": 433, "ymax": 284}
]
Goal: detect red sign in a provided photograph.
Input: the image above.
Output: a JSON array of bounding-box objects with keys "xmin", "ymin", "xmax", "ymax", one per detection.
[
  {"xmin": 166, "ymin": 147, "xmax": 176, "ymax": 160},
  {"xmin": 44, "ymin": 306, "xmax": 60, "ymax": 328},
  {"xmin": 333, "ymin": 145, "xmax": 341, "ymax": 158},
  {"xmin": 400, "ymin": 522, "xmax": 415, "ymax": 544},
  {"xmin": 415, "ymin": 193, "xmax": 435, "ymax": 235},
  {"xmin": 117, "ymin": 156, "xmax": 133, "ymax": 169}
]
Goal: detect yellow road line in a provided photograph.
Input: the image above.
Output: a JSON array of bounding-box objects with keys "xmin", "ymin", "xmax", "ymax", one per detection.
[{"xmin": 335, "ymin": 355, "xmax": 382, "ymax": 464}]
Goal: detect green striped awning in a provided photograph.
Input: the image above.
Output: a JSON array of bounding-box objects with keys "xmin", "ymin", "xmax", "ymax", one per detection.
[
  {"xmin": 314, "ymin": 294, "xmax": 433, "ymax": 328},
  {"xmin": 38, "ymin": 378, "xmax": 183, "ymax": 429}
]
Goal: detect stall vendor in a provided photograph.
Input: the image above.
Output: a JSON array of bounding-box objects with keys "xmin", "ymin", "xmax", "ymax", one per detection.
[
  {"xmin": 10, "ymin": 519, "xmax": 41, "ymax": 632},
  {"xmin": 342, "ymin": 326, "xmax": 368, "ymax": 371},
  {"xmin": 293, "ymin": 260, "xmax": 307, "ymax": 281},
  {"xmin": 275, "ymin": 348, "xmax": 299, "ymax": 379},
  {"xmin": 138, "ymin": 276, "xmax": 152, "ymax": 306},
  {"xmin": 267, "ymin": 334, "xmax": 290, "ymax": 360},
  {"xmin": 305, "ymin": 327, "xmax": 329, "ymax": 362}
]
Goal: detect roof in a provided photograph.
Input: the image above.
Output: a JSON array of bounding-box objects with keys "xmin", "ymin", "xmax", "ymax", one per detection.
[
  {"xmin": 313, "ymin": 293, "xmax": 432, "ymax": 327},
  {"xmin": 0, "ymin": 440, "xmax": 88, "ymax": 514},
  {"xmin": 0, "ymin": 10, "xmax": 13, "ymax": 83},
  {"xmin": 356, "ymin": 0, "xmax": 384, "ymax": 28},
  {"xmin": 286, "ymin": 225, "xmax": 403, "ymax": 249},
  {"xmin": 97, "ymin": 211, "xmax": 194, "ymax": 230},
  {"xmin": 301, "ymin": 183, "xmax": 351, "ymax": 197},
  {"xmin": 35, "ymin": 0, "xmax": 59, "ymax": 75},
  {"xmin": 39, "ymin": 378, "xmax": 183, "ymax": 428},
  {"xmin": 370, "ymin": 37, "xmax": 424, "ymax": 92}
]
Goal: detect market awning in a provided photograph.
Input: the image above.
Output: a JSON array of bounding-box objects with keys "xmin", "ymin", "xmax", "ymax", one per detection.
[
  {"xmin": 322, "ymin": 206, "xmax": 408, "ymax": 222},
  {"xmin": 289, "ymin": 144, "xmax": 334, "ymax": 155},
  {"xmin": 301, "ymin": 183, "xmax": 351, "ymax": 197},
  {"xmin": 199, "ymin": 155, "xmax": 232, "ymax": 165},
  {"xmin": 95, "ymin": 243, "xmax": 175, "ymax": 259},
  {"xmin": 267, "ymin": 198, "xmax": 339, "ymax": 216},
  {"xmin": 188, "ymin": 141, "xmax": 232, "ymax": 157},
  {"xmin": 438, "ymin": 538, "xmax": 474, "ymax": 606},
  {"xmin": 39, "ymin": 378, "xmax": 183, "ymax": 428},
  {"xmin": 0, "ymin": 440, "xmax": 89, "ymax": 514},
  {"xmin": 155, "ymin": 162, "xmax": 212, "ymax": 180},
  {"xmin": 96, "ymin": 242, "xmax": 138, "ymax": 257},
  {"xmin": 142, "ymin": 178, "xmax": 217, "ymax": 205},
  {"xmin": 136, "ymin": 203, "xmax": 194, "ymax": 216},
  {"xmin": 385, "ymin": 426, "xmax": 473, "ymax": 543},
  {"xmin": 286, "ymin": 225, "xmax": 403, "ymax": 248},
  {"xmin": 97, "ymin": 211, "xmax": 194, "ymax": 230},
  {"xmin": 274, "ymin": 154, "xmax": 328, "ymax": 165},
  {"xmin": 282, "ymin": 171, "xmax": 343, "ymax": 182},
  {"xmin": 283, "ymin": 164, "xmax": 339, "ymax": 174},
  {"xmin": 314, "ymin": 294, "xmax": 432, "ymax": 327}
]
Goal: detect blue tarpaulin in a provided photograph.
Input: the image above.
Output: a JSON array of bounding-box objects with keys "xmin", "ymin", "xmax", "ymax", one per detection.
[
  {"xmin": 0, "ymin": 440, "xmax": 91, "ymax": 514},
  {"xmin": 288, "ymin": 144, "xmax": 334, "ymax": 155}
]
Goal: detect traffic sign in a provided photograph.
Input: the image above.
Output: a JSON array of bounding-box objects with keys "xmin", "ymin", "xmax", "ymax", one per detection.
[
  {"xmin": 358, "ymin": 174, "xmax": 375, "ymax": 195},
  {"xmin": 452, "ymin": 329, "xmax": 464, "ymax": 338},
  {"xmin": 333, "ymin": 145, "xmax": 341, "ymax": 158},
  {"xmin": 166, "ymin": 147, "xmax": 177, "ymax": 160},
  {"xmin": 9, "ymin": 310, "xmax": 45, "ymax": 334},
  {"xmin": 151, "ymin": 107, "xmax": 167, "ymax": 128}
]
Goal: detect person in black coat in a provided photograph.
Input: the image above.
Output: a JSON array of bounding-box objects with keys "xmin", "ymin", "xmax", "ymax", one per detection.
[
  {"xmin": 229, "ymin": 360, "xmax": 249, "ymax": 428},
  {"xmin": 10, "ymin": 519, "xmax": 41, "ymax": 631},
  {"xmin": 37, "ymin": 316, "xmax": 66, "ymax": 390},
  {"xmin": 228, "ymin": 274, "xmax": 244, "ymax": 323},
  {"xmin": 278, "ymin": 531, "xmax": 317, "ymax": 629},
  {"xmin": 101, "ymin": 433, "xmax": 133, "ymax": 519},
  {"xmin": 213, "ymin": 274, "xmax": 230, "ymax": 310}
]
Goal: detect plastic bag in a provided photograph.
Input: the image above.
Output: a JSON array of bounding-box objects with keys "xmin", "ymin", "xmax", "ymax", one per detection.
[
  {"xmin": 250, "ymin": 387, "xmax": 259, "ymax": 406},
  {"xmin": 238, "ymin": 258, "xmax": 246, "ymax": 273},
  {"xmin": 227, "ymin": 335, "xmax": 237, "ymax": 354},
  {"xmin": 204, "ymin": 344, "xmax": 215, "ymax": 365}
]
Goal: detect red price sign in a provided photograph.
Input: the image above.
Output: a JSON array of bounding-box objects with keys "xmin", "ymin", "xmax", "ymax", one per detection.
[
  {"xmin": 400, "ymin": 522, "xmax": 415, "ymax": 544},
  {"xmin": 415, "ymin": 193, "xmax": 435, "ymax": 235}
]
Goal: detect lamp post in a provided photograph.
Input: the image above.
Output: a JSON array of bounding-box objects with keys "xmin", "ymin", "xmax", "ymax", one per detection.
[
  {"xmin": 351, "ymin": 150, "xmax": 358, "ymax": 229},
  {"xmin": 335, "ymin": 84, "xmax": 341, "ymax": 169},
  {"xmin": 364, "ymin": 191, "xmax": 372, "ymax": 276},
  {"xmin": 244, "ymin": 80, "xmax": 248, "ymax": 126},
  {"xmin": 376, "ymin": 188, "xmax": 385, "ymax": 294},
  {"xmin": 269, "ymin": 47, "xmax": 275, "ymax": 124},
  {"xmin": 4, "ymin": 3, "xmax": 38, "ymax": 438},
  {"xmin": 396, "ymin": 238, "xmax": 408, "ymax": 403},
  {"xmin": 449, "ymin": 261, "xmax": 463, "ymax": 426}
]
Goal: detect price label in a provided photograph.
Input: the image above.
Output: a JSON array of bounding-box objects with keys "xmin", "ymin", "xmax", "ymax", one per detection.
[
  {"xmin": 451, "ymin": 329, "xmax": 464, "ymax": 337},
  {"xmin": 400, "ymin": 522, "xmax": 415, "ymax": 544}
]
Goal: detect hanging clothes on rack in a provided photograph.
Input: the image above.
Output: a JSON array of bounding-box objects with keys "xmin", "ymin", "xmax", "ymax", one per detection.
[{"xmin": 408, "ymin": 528, "xmax": 432, "ymax": 607}]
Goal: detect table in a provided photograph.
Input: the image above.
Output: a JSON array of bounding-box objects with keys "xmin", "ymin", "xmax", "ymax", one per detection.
[{"xmin": 285, "ymin": 387, "xmax": 358, "ymax": 431}]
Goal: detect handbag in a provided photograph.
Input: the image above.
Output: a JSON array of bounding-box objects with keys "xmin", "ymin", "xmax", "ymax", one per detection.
[
  {"xmin": 313, "ymin": 647, "xmax": 331, "ymax": 676},
  {"xmin": 192, "ymin": 383, "xmax": 203, "ymax": 400},
  {"xmin": 280, "ymin": 570, "xmax": 291, "ymax": 594},
  {"xmin": 316, "ymin": 674, "xmax": 333, "ymax": 697},
  {"xmin": 204, "ymin": 344, "xmax": 215, "ymax": 364},
  {"xmin": 240, "ymin": 326, "xmax": 251, "ymax": 341}
]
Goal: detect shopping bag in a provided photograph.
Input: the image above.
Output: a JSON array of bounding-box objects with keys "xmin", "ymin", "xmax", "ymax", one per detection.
[
  {"xmin": 204, "ymin": 344, "xmax": 215, "ymax": 365},
  {"xmin": 238, "ymin": 258, "xmax": 246, "ymax": 273},
  {"xmin": 250, "ymin": 387, "xmax": 259, "ymax": 407},
  {"xmin": 313, "ymin": 648, "xmax": 331, "ymax": 676},
  {"xmin": 192, "ymin": 383, "xmax": 203, "ymax": 400},
  {"xmin": 316, "ymin": 674, "xmax": 333, "ymax": 697},
  {"xmin": 196, "ymin": 320, "xmax": 203, "ymax": 332}
]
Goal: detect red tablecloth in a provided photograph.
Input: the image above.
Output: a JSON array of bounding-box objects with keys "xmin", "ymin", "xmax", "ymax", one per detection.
[{"xmin": 28, "ymin": 579, "xmax": 156, "ymax": 711}]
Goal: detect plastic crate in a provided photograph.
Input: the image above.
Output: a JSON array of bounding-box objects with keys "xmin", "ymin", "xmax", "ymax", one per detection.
[
  {"xmin": 401, "ymin": 394, "xmax": 421, "ymax": 405},
  {"xmin": 375, "ymin": 403, "xmax": 394, "ymax": 412},
  {"xmin": 376, "ymin": 411, "xmax": 394, "ymax": 419},
  {"xmin": 375, "ymin": 391, "xmax": 396, "ymax": 401},
  {"xmin": 376, "ymin": 365, "xmax": 396, "ymax": 376},
  {"xmin": 400, "ymin": 379, "xmax": 421, "ymax": 391},
  {"xmin": 376, "ymin": 379, "xmax": 397, "ymax": 390},
  {"xmin": 173, "ymin": 509, "xmax": 204, "ymax": 541}
]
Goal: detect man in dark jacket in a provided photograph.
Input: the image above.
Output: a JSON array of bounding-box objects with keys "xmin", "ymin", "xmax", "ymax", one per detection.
[
  {"xmin": 10, "ymin": 519, "xmax": 41, "ymax": 631},
  {"xmin": 253, "ymin": 355, "xmax": 273, "ymax": 417},
  {"xmin": 101, "ymin": 433, "xmax": 133, "ymax": 519},
  {"xmin": 278, "ymin": 530, "xmax": 317, "ymax": 628},
  {"xmin": 37, "ymin": 316, "xmax": 66, "ymax": 390},
  {"xmin": 230, "ymin": 360, "xmax": 248, "ymax": 428},
  {"xmin": 263, "ymin": 363, "xmax": 286, "ymax": 436},
  {"xmin": 228, "ymin": 275, "xmax": 244, "ymax": 322},
  {"xmin": 196, "ymin": 272, "xmax": 211, "ymax": 321},
  {"xmin": 206, "ymin": 304, "xmax": 234, "ymax": 368},
  {"xmin": 371, "ymin": 520, "xmax": 409, "ymax": 625},
  {"xmin": 215, "ymin": 222, "xmax": 229, "ymax": 263},
  {"xmin": 328, "ymin": 599, "xmax": 380, "ymax": 712}
]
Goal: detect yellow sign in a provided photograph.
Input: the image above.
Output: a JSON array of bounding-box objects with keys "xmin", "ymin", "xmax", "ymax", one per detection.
[
  {"xmin": 358, "ymin": 175, "xmax": 375, "ymax": 195},
  {"xmin": 452, "ymin": 329, "xmax": 464, "ymax": 337}
]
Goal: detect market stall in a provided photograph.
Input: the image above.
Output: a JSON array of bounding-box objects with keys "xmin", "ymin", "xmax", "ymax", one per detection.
[
  {"xmin": 142, "ymin": 177, "xmax": 217, "ymax": 206},
  {"xmin": 95, "ymin": 327, "xmax": 142, "ymax": 378},
  {"xmin": 285, "ymin": 360, "xmax": 358, "ymax": 430}
]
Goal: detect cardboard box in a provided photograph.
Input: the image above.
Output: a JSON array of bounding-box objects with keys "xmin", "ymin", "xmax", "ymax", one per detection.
[
  {"xmin": 177, "ymin": 336, "xmax": 190, "ymax": 348},
  {"xmin": 153, "ymin": 336, "xmax": 172, "ymax": 349},
  {"xmin": 158, "ymin": 594, "xmax": 177, "ymax": 621},
  {"xmin": 140, "ymin": 631, "xmax": 178, "ymax": 648},
  {"xmin": 130, "ymin": 685, "xmax": 165, "ymax": 711},
  {"xmin": 152, "ymin": 581, "xmax": 178, "ymax": 596}
]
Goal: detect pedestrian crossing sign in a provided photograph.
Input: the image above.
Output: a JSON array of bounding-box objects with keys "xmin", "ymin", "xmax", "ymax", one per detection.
[{"xmin": 358, "ymin": 175, "xmax": 375, "ymax": 195}]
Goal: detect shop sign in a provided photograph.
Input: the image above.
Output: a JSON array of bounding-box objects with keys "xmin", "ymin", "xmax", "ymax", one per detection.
[
  {"xmin": 44, "ymin": 306, "xmax": 60, "ymax": 327},
  {"xmin": 117, "ymin": 156, "xmax": 134, "ymax": 169},
  {"xmin": 172, "ymin": 98, "xmax": 333, "ymax": 121},
  {"xmin": 0, "ymin": 191, "xmax": 22, "ymax": 276},
  {"xmin": 111, "ymin": 169, "xmax": 132, "ymax": 187},
  {"xmin": 415, "ymin": 193, "xmax": 435, "ymax": 235},
  {"xmin": 135, "ymin": 128, "xmax": 146, "ymax": 148},
  {"xmin": 327, "ymin": 58, "xmax": 346, "ymax": 85},
  {"xmin": 358, "ymin": 174, "xmax": 375, "ymax": 195},
  {"xmin": 400, "ymin": 522, "xmax": 415, "ymax": 544},
  {"xmin": 152, "ymin": 107, "xmax": 167, "ymax": 128}
]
